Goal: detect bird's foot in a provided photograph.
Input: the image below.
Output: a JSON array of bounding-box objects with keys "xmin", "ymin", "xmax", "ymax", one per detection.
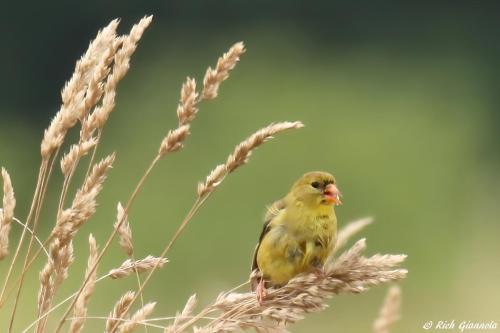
[
  {"xmin": 256, "ymin": 279, "xmax": 267, "ymax": 305},
  {"xmin": 312, "ymin": 266, "xmax": 327, "ymax": 280}
]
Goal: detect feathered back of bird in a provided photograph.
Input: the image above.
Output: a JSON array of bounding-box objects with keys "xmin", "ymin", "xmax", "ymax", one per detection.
[{"xmin": 264, "ymin": 199, "xmax": 286, "ymax": 223}]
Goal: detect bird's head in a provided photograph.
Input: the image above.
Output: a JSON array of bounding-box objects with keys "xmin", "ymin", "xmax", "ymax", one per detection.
[{"xmin": 287, "ymin": 171, "xmax": 342, "ymax": 207}]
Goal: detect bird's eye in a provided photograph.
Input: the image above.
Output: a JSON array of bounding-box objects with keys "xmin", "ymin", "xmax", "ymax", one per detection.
[{"xmin": 311, "ymin": 181, "xmax": 320, "ymax": 189}]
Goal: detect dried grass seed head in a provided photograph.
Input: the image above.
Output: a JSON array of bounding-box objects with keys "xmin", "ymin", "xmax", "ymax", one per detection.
[
  {"xmin": 70, "ymin": 234, "xmax": 99, "ymax": 333},
  {"xmin": 52, "ymin": 154, "xmax": 115, "ymax": 244},
  {"xmin": 109, "ymin": 256, "xmax": 168, "ymax": 279},
  {"xmin": 177, "ymin": 77, "xmax": 199, "ymax": 126},
  {"xmin": 158, "ymin": 124, "xmax": 191, "ymax": 157},
  {"xmin": 197, "ymin": 121, "xmax": 304, "ymax": 197},
  {"xmin": 41, "ymin": 19, "xmax": 120, "ymax": 158},
  {"xmin": 0, "ymin": 167, "xmax": 15, "ymax": 259},
  {"xmin": 106, "ymin": 291, "xmax": 136, "ymax": 333},
  {"xmin": 165, "ymin": 294, "xmax": 198, "ymax": 333},
  {"xmin": 37, "ymin": 239, "xmax": 74, "ymax": 324},
  {"xmin": 373, "ymin": 285, "xmax": 402, "ymax": 333},
  {"xmin": 225, "ymin": 121, "xmax": 304, "ymax": 172},
  {"xmin": 60, "ymin": 138, "xmax": 98, "ymax": 176},
  {"xmin": 202, "ymin": 42, "xmax": 246, "ymax": 100},
  {"xmin": 119, "ymin": 302, "xmax": 156, "ymax": 333},
  {"xmin": 89, "ymin": 16, "xmax": 153, "ymax": 132},
  {"xmin": 115, "ymin": 202, "xmax": 134, "ymax": 256}
]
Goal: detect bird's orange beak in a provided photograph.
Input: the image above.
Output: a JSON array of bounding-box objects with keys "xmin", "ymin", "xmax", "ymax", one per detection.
[{"xmin": 323, "ymin": 183, "xmax": 342, "ymax": 206}]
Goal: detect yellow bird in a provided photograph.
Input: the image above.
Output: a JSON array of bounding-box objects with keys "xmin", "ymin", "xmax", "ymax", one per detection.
[{"xmin": 251, "ymin": 171, "xmax": 342, "ymax": 302}]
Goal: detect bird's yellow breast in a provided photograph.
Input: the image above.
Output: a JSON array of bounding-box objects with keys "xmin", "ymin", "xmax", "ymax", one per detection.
[{"xmin": 256, "ymin": 203, "xmax": 337, "ymax": 286}]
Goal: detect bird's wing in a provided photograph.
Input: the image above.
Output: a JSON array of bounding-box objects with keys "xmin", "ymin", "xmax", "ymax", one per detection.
[
  {"xmin": 252, "ymin": 198, "xmax": 286, "ymax": 271},
  {"xmin": 251, "ymin": 220, "xmax": 272, "ymax": 272},
  {"xmin": 264, "ymin": 198, "xmax": 286, "ymax": 224},
  {"xmin": 250, "ymin": 199, "xmax": 286, "ymax": 291}
]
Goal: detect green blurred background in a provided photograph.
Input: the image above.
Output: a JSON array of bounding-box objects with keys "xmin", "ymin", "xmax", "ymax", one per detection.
[{"xmin": 1, "ymin": 1, "xmax": 499, "ymax": 332}]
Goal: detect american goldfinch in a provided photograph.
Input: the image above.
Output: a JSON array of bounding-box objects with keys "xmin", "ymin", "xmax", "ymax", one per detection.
[{"xmin": 251, "ymin": 171, "xmax": 342, "ymax": 303}]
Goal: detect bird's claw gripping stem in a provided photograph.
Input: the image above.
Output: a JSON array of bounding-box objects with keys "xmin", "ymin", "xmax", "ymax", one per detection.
[{"xmin": 256, "ymin": 279, "xmax": 267, "ymax": 305}]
